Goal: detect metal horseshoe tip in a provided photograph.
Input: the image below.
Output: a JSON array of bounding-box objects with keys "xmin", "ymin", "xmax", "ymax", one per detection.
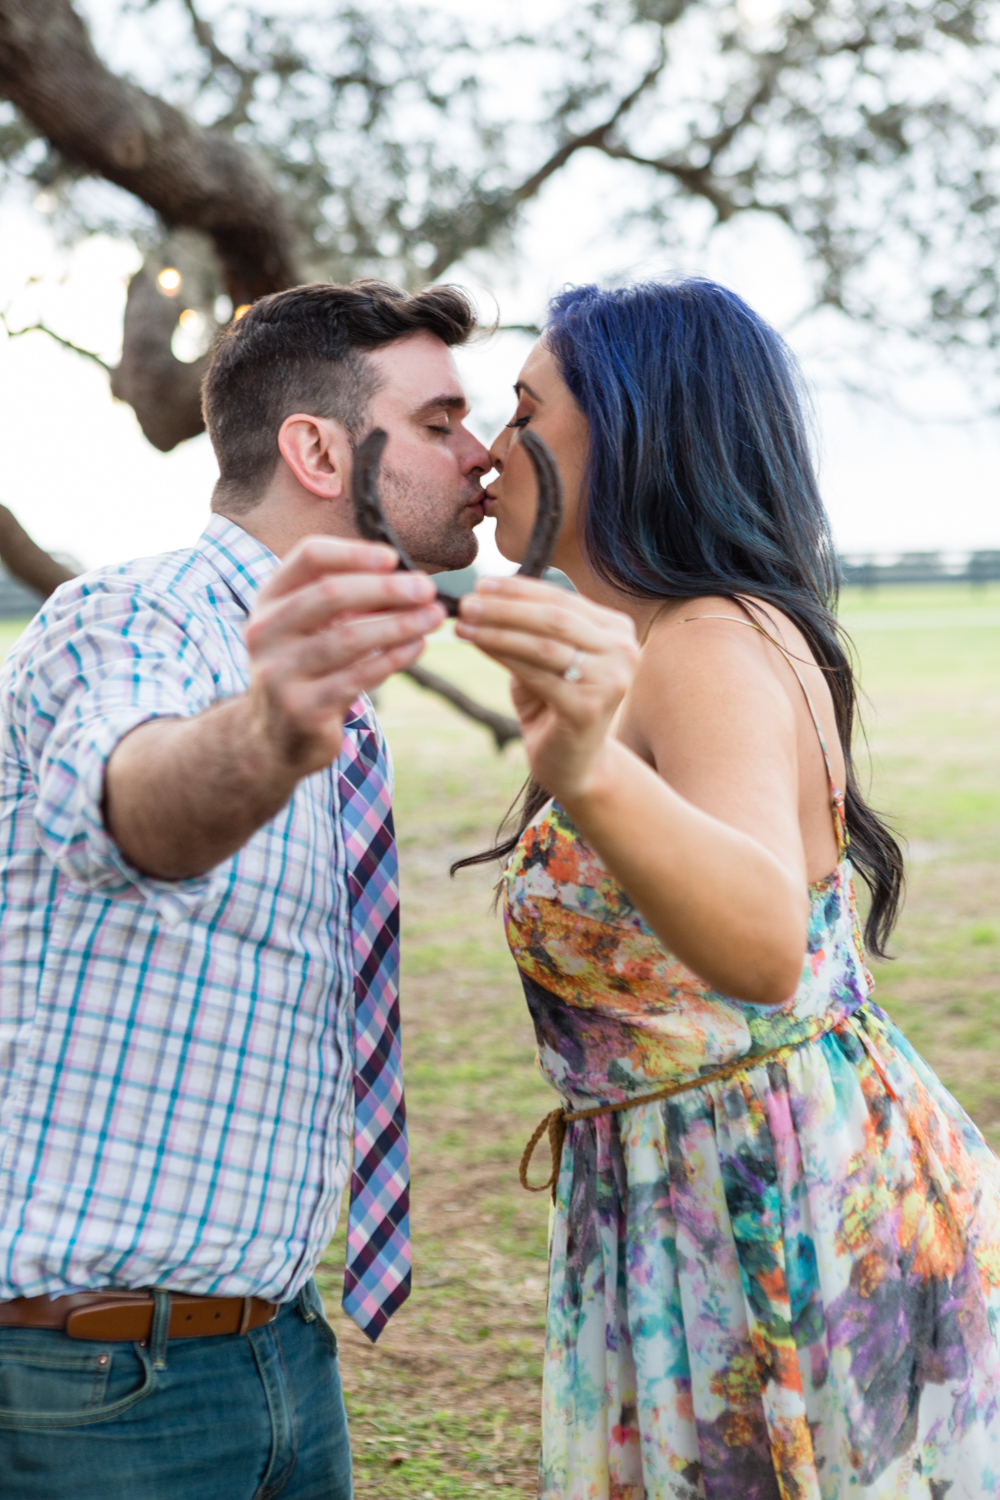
[{"xmin": 351, "ymin": 426, "xmax": 564, "ymax": 616}]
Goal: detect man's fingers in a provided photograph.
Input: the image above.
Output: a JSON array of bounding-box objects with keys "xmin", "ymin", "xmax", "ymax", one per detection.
[
  {"xmin": 248, "ymin": 569, "xmax": 438, "ymax": 654},
  {"xmin": 258, "ymin": 535, "xmax": 400, "ymax": 605},
  {"xmin": 289, "ymin": 637, "xmax": 428, "ymax": 723},
  {"xmin": 274, "ymin": 602, "xmax": 445, "ymax": 681},
  {"xmin": 335, "ymin": 638, "xmax": 427, "ymax": 697}
]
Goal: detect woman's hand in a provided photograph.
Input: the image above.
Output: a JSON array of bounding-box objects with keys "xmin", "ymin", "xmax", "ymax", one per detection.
[
  {"xmin": 456, "ymin": 576, "xmax": 640, "ymax": 802},
  {"xmin": 457, "ymin": 585, "xmax": 814, "ymax": 1004}
]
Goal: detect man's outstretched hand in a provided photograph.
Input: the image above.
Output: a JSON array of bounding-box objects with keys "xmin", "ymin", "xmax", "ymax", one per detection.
[
  {"xmin": 105, "ymin": 538, "xmax": 445, "ymax": 881},
  {"xmin": 245, "ymin": 537, "xmax": 443, "ymax": 775}
]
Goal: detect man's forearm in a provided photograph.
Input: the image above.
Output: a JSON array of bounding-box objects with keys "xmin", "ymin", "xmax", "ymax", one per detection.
[{"xmin": 104, "ymin": 696, "xmax": 298, "ymax": 880}]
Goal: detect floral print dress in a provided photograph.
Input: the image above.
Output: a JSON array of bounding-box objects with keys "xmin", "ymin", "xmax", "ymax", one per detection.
[{"xmin": 503, "ymin": 655, "xmax": 1000, "ymax": 1500}]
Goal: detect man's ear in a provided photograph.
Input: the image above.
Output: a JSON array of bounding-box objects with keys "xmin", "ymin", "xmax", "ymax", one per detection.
[{"xmin": 277, "ymin": 413, "xmax": 353, "ymax": 500}]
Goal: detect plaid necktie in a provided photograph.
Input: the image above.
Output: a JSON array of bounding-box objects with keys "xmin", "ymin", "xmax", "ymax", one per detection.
[{"xmin": 337, "ymin": 702, "xmax": 411, "ymax": 1342}]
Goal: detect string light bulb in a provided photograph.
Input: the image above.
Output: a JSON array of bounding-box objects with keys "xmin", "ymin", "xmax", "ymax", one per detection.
[
  {"xmin": 233, "ymin": 304, "xmax": 251, "ymax": 320},
  {"xmin": 178, "ymin": 308, "xmax": 202, "ymax": 330},
  {"xmin": 157, "ymin": 267, "xmax": 182, "ymax": 296}
]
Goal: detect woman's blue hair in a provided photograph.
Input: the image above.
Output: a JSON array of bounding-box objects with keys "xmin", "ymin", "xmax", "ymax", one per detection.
[
  {"xmin": 544, "ymin": 278, "xmax": 901, "ymax": 954},
  {"xmin": 546, "ymin": 278, "xmax": 836, "ymax": 606},
  {"xmin": 458, "ymin": 278, "xmax": 902, "ymax": 956}
]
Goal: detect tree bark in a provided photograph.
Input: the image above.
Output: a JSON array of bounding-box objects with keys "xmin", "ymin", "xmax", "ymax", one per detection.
[
  {"xmin": 0, "ymin": 0, "xmax": 302, "ymax": 450},
  {"xmin": 109, "ymin": 265, "xmax": 209, "ymax": 452},
  {"xmin": 0, "ymin": 0, "xmax": 299, "ymax": 306},
  {"xmin": 0, "ymin": 506, "xmax": 75, "ymax": 597}
]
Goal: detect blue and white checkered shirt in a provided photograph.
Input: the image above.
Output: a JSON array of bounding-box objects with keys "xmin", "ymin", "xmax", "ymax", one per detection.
[{"xmin": 0, "ymin": 515, "xmax": 391, "ymax": 1303}]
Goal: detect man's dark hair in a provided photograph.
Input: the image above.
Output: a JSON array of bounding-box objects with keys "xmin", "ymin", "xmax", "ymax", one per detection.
[{"xmin": 202, "ymin": 279, "xmax": 477, "ymax": 513}]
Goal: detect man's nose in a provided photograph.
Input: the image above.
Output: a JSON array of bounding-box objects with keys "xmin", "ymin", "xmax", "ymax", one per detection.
[{"xmin": 462, "ymin": 432, "xmax": 493, "ymax": 476}]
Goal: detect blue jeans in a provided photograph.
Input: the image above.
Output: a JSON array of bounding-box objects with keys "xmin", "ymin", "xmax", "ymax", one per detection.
[{"xmin": 0, "ymin": 1281, "xmax": 351, "ymax": 1499}]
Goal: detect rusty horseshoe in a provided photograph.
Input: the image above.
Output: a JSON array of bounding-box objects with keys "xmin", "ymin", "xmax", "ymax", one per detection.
[{"xmin": 351, "ymin": 427, "xmax": 564, "ymax": 616}]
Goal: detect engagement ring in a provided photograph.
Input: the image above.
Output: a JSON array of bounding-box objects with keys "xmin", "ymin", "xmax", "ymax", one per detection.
[{"xmin": 563, "ymin": 649, "xmax": 585, "ymax": 683}]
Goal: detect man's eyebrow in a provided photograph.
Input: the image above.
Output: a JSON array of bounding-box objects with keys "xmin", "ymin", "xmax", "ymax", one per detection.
[
  {"xmin": 514, "ymin": 380, "xmax": 542, "ymax": 401},
  {"xmin": 411, "ymin": 393, "xmax": 468, "ymax": 418}
]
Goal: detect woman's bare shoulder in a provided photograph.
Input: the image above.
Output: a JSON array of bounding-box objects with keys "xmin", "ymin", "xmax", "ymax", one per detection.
[
  {"xmin": 623, "ymin": 596, "xmax": 799, "ymax": 750},
  {"xmin": 647, "ymin": 594, "xmax": 817, "ymax": 658},
  {"xmin": 636, "ymin": 595, "xmax": 817, "ymax": 686},
  {"xmin": 625, "ymin": 591, "xmax": 845, "ymax": 791}
]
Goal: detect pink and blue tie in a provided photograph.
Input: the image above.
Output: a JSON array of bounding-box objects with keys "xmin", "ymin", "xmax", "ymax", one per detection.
[{"xmin": 338, "ymin": 703, "xmax": 411, "ymax": 1341}]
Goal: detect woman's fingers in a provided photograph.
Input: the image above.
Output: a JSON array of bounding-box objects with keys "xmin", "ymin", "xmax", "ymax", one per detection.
[
  {"xmin": 463, "ymin": 626, "xmax": 633, "ymax": 710},
  {"xmin": 456, "ymin": 607, "xmax": 637, "ymax": 691},
  {"xmin": 455, "ymin": 620, "xmax": 592, "ymax": 677},
  {"xmin": 458, "ymin": 597, "xmax": 614, "ymax": 655},
  {"xmin": 456, "ymin": 575, "xmax": 639, "ymax": 746},
  {"xmin": 476, "ymin": 649, "xmax": 596, "ymax": 703},
  {"xmin": 476, "ymin": 573, "xmax": 614, "ymax": 621},
  {"xmin": 459, "ymin": 577, "xmax": 638, "ymax": 659}
]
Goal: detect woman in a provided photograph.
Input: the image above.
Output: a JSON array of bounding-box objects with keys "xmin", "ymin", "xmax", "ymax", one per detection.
[{"xmin": 453, "ymin": 280, "xmax": 1000, "ymax": 1499}]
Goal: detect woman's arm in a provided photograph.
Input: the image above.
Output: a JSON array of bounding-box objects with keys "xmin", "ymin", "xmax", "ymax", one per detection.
[{"xmin": 457, "ymin": 580, "xmax": 812, "ymax": 1005}]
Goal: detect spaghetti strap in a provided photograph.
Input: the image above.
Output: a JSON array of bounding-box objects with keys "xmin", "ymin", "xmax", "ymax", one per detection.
[{"xmin": 681, "ymin": 612, "xmax": 848, "ymax": 857}]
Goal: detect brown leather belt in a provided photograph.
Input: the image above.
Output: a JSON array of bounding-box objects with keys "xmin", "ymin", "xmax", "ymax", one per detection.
[{"xmin": 0, "ymin": 1289, "xmax": 279, "ymax": 1342}]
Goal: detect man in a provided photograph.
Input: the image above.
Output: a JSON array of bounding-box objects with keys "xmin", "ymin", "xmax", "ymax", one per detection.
[{"xmin": 0, "ymin": 280, "xmax": 491, "ymax": 1497}]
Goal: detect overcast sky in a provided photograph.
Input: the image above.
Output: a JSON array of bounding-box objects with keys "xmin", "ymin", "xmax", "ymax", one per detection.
[{"xmin": 1, "ymin": 20, "xmax": 998, "ymax": 573}]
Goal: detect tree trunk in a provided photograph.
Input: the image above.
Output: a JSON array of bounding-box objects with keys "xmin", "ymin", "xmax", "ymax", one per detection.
[{"xmin": 109, "ymin": 265, "xmax": 209, "ymax": 453}]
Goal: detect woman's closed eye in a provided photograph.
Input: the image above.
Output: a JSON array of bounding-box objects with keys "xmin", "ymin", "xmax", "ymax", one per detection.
[{"xmin": 506, "ymin": 415, "xmax": 530, "ymax": 429}]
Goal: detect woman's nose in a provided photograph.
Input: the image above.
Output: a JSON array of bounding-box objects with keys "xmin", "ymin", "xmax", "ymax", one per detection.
[{"xmin": 489, "ymin": 428, "xmax": 511, "ymax": 470}]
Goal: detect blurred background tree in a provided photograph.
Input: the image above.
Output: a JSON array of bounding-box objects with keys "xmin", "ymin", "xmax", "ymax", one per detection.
[{"xmin": 0, "ymin": 0, "xmax": 998, "ymax": 591}]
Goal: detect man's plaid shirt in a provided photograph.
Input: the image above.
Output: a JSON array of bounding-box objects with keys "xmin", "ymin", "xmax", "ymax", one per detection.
[{"xmin": 0, "ymin": 515, "xmax": 393, "ymax": 1303}]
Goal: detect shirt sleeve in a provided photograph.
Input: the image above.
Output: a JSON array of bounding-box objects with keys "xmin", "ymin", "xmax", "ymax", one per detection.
[{"xmin": 4, "ymin": 574, "xmax": 224, "ymax": 925}]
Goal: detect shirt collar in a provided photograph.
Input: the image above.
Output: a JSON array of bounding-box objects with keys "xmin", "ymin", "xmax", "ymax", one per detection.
[{"xmin": 198, "ymin": 514, "xmax": 280, "ymax": 616}]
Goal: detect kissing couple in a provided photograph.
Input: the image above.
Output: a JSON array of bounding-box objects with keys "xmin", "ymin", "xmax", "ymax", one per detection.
[{"xmin": 2, "ymin": 275, "xmax": 1000, "ymax": 1500}]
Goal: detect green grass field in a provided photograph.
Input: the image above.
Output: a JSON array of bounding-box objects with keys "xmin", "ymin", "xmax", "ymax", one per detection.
[
  {"xmin": 1, "ymin": 582, "xmax": 996, "ymax": 1497},
  {"xmin": 837, "ymin": 585, "xmax": 1000, "ymax": 1138}
]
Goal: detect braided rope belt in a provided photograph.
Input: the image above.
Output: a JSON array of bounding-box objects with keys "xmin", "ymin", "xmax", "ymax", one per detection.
[{"xmin": 519, "ymin": 1007, "xmax": 865, "ymax": 1204}]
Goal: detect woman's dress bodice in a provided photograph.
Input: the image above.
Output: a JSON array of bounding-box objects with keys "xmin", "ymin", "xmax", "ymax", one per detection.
[{"xmin": 504, "ymin": 797, "xmax": 871, "ymax": 1108}]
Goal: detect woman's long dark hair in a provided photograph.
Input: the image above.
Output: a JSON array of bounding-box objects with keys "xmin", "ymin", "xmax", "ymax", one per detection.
[{"xmin": 455, "ymin": 278, "xmax": 903, "ymax": 956}]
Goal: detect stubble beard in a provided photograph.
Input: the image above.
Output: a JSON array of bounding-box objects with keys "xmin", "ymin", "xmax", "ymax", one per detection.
[{"xmin": 379, "ymin": 462, "xmax": 480, "ymax": 573}]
